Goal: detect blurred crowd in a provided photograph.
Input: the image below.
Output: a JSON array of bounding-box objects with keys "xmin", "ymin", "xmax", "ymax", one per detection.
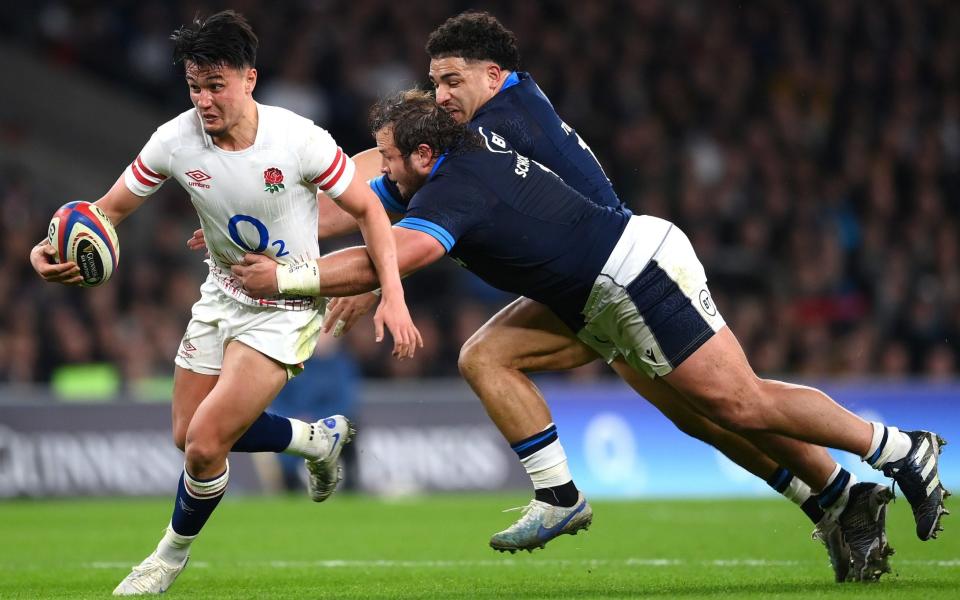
[{"xmin": 1, "ymin": 0, "xmax": 958, "ymax": 385}]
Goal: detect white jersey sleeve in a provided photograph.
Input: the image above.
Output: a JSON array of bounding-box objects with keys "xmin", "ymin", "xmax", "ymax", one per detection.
[
  {"xmin": 123, "ymin": 129, "xmax": 172, "ymax": 197},
  {"xmin": 300, "ymin": 125, "xmax": 355, "ymax": 199}
]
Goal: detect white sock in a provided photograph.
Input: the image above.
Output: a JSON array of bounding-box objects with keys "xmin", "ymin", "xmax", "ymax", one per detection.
[
  {"xmin": 521, "ymin": 440, "xmax": 572, "ymax": 489},
  {"xmin": 285, "ymin": 418, "xmax": 327, "ymax": 459},
  {"xmin": 782, "ymin": 478, "xmax": 813, "ymax": 506},
  {"xmin": 156, "ymin": 525, "xmax": 195, "ymax": 565},
  {"xmin": 863, "ymin": 422, "xmax": 912, "ymax": 468},
  {"xmin": 820, "ymin": 464, "xmax": 858, "ymax": 523}
]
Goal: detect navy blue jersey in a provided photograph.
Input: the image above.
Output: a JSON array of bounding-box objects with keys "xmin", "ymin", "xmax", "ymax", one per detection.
[
  {"xmin": 396, "ymin": 132, "xmax": 630, "ymax": 331},
  {"xmin": 472, "ymin": 72, "xmax": 623, "ymax": 210},
  {"xmin": 371, "ymin": 72, "xmax": 625, "ymax": 214}
]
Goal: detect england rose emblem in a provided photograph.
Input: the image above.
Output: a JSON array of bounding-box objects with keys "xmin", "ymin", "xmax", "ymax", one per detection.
[{"xmin": 264, "ymin": 167, "xmax": 285, "ymax": 193}]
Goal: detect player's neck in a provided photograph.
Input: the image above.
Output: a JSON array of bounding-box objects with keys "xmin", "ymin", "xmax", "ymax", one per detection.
[
  {"xmin": 493, "ymin": 70, "xmax": 514, "ymax": 95},
  {"xmin": 212, "ymin": 102, "xmax": 259, "ymax": 151}
]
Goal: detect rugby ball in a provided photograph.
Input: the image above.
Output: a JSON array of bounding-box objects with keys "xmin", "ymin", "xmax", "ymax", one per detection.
[{"xmin": 47, "ymin": 201, "xmax": 120, "ymax": 287}]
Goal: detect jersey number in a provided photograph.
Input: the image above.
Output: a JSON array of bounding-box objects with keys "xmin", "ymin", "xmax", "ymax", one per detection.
[
  {"xmin": 227, "ymin": 214, "xmax": 289, "ymax": 257},
  {"xmin": 561, "ymin": 121, "xmax": 602, "ymax": 165}
]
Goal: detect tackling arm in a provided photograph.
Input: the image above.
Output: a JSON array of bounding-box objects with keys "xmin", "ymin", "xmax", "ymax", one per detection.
[
  {"xmin": 314, "ymin": 227, "xmax": 445, "ymax": 296},
  {"xmin": 233, "ymin": 226, "xmax": 444, "ymax": 297}
]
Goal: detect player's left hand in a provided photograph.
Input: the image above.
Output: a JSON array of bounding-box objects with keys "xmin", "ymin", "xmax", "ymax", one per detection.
[
  {"xmin": 231, "ymin": 253, "xmax": 279, "ymax": 297},
  {"xmin": 374, "ymin": 294, "xmax": 423, "ymax": 359},
  {"xmin": 186, "ymin": 228, "xmax": 206, "ymax": 251}
]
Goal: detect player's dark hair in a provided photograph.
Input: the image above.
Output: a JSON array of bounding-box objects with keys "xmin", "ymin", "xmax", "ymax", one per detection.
[
  {"xmin": 426, "ymin": 10, "xmax": 520, "ymax": 71},
  {"xmin": 171, "ymin": 10, "xmax": 258, "ymax": 69},
  {"xmin": 370, "ymin": 89, "xmax": 482, "ymax": 157}
]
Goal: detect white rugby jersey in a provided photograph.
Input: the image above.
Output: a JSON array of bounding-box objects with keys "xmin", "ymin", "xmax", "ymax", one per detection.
[{"xmin": 123, "ymin": 103, "xmax": 355, "ymax": 310}]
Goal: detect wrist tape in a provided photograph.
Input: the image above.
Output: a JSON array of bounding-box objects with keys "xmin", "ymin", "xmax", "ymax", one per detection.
[{"xmin": 276, "ymin": 261, "xmax": 321, "ymax": 296}]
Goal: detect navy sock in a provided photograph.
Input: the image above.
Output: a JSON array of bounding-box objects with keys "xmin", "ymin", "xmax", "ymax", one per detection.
[
  {"xmin": 766, "ymin": 466, "xmax": 824, "ymax": 524},
  {"xmin": 534, "ymin": 481, "xmax": 580, "ymax": 508},
  {"xmin": 510, "ymin": 425, "xmax": 559, "ymax": 459},
  {"xmin": 765, "ymin": 467, "xmax": 793, "ymax": 493},
  {"xmin": 513, "ymin": 426, "xmax": 579, "ymax": 508},
  {"xmin": 817, "ymin": 467, "xmax": 853, "ymax": 512},
  {"xmin": 801, "ymin": 496, "xmax": 825, "ymax": 524},
  {"xmin": 231, "ymin": 412, "xmax": 292, "ymax": 453},
  {"xmin": 170, "ymin": 467, "xmax": 228, "ymax": 536}
]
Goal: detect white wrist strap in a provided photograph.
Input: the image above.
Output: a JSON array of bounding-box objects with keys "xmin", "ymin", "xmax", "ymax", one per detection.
[
  {"xmin": 276, "ymin": 261, "xmax": 321, "ymax": 296},
  {"xmin": 371, "ymin": 288, "xmax": 382, "ymax": 297}
]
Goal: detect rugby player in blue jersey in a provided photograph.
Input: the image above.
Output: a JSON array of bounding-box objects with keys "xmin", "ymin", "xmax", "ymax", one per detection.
[
  {"xmin": 312, "ymin": 11, "xmax": 875, "ymax": 580},
  {"xmin": 232, "ymin": 90, "xmax": 949, "ymax": 582}
]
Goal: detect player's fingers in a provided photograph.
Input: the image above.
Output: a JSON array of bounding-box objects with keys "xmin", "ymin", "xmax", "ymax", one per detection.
[
  {"xmin": 44, "ymin": 261, "xmax": 78, "ymax": 275},
  {"xmin": 396, "ymin": 326, "xmax": 414, "ymax": 359},
  {"xmin": 323, "ymin": 301, "xmax": 345, "ymax": 332},
  {"xmin": 332, "ymin": 319, "xmax": 346, "ymax": 337},
  {"xmin": 374, "ymin": 314, "xmax": 384, "ymax": 343},
  {"xmin": 45, "ymin": 264, "xmax": 80, "ymax": 282},
  {"xmin": 408, "ymin": 329, "xmax": 419, "ymax": 358},
  {"xmin": 230, "ymin": 264, "xmax": 246, "ymax": 279}
]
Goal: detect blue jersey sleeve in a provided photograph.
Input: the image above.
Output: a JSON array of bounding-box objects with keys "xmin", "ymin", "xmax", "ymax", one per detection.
[
  {"xmin": 395, "ymin": 179, "xmax": 485, "ymax": 253},
  {"xmin": 368, "ymin": 175, "xmax": 406, "ymax": 214}
]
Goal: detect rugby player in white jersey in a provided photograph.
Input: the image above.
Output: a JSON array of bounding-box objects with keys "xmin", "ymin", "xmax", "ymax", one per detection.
[{"xmin": 29, "ymin": 10, "xmax": 420, "ymax": 595}]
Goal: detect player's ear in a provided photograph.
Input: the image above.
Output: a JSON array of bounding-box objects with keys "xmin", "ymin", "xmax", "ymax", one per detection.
[
  {"xmin": 486, "ymin": 63, "xmax": 502, "ymax": 88},
  {"xmin": 415, "ymin": 144, "xmax": 435, "ymax": 170},
  {"xmin": 244, "ymin": 67, "xmax": 257, "ymax": 94}
]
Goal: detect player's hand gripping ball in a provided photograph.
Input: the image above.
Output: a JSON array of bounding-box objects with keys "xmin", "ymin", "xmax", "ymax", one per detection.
[{"xmin": 47, "ymin": 201, "xmax": 120, "ymax": 287}]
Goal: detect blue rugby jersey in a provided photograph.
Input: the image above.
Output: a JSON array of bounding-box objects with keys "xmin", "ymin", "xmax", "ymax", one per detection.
[
  {"xmin": 471, "ymin": 71, "xmax": 623, "ymax": 210},
  {"xmin": 371, "ymin": 71, "xmax": 625, "ymax": 214},
  {"xmin": 395, "ymin": 131, "xmax": 630, "ymax": 331}
]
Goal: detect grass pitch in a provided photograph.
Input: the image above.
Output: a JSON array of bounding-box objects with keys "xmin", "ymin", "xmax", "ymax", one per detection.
[{"xmin": 1, "ymin": 493, "xmax": 958, "ymax": 599}]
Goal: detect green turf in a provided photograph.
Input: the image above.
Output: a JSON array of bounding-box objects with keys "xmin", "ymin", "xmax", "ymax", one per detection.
[{"xmin": 1, "ymin": 493, "xmax": 958, "ymax": 598}]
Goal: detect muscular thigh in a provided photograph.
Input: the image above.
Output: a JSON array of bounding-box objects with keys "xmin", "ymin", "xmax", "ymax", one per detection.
[
  {"xmin": 172, "ymin": 366, "xmax": 218, "ymax": 448},
  {"xmin": 186, "ymin": 341, "xmax": 288, "ymax": 447},
  {"xmin": 466, "ymin": 296, "xmax": 598, "ymax": 372}
]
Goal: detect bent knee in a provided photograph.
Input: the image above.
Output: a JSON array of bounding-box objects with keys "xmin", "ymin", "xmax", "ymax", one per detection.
[
  {"xmin": 458, "ymin": 334, "xmax": 503, "ymax": 378},
  {"xmin": 183, "ymin": 437, "xmax": 229, "ymax": 473}
]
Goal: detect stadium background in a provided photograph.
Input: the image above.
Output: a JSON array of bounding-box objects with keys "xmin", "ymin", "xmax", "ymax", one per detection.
[{"xmin": 0, "ymin": 0, "xmax": 958, "ymax": 500}]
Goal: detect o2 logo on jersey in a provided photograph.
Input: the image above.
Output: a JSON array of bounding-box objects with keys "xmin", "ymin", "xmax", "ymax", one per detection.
[{"xmin": 227, "ymin": 214, "xmax": 289, "ymax": 257}]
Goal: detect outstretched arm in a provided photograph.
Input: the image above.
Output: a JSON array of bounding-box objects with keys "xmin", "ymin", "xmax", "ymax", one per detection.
[{"xmin": 232, "ymin": 226, "xmax": 444, "ymax": 297}]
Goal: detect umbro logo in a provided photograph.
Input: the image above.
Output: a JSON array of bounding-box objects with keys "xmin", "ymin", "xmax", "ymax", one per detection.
[
  {"xmin": 644, "ymin": 347, "xmax": 657, "ymax": 361},
  {"xmin": 185, "ymin": 169, "xmax": 212, "ymax": 189},
  {"xmin": 178, "ymin": 339, "xmax": 197, "ymax": 359}
]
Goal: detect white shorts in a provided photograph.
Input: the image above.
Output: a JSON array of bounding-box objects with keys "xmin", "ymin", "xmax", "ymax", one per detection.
[
  {"xmin": 577, "ymin": 215, "xmax": 726, "ymax": 378},
  {"xmin": 174, "ymin": 275, "xmax": 326, "ymax": 379}
]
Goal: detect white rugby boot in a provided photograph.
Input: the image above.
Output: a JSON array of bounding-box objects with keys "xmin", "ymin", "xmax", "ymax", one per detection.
[
  {"xmin": 490, "ymin": 493, "xmax": 593, "ymax": 552},
  {"xmin": 112, "ymin": 551, "xmax": 188, "ymax": 595},
  {"xmin": 305, "ymin": 415, "xmax": 356, "ymax": 502}
]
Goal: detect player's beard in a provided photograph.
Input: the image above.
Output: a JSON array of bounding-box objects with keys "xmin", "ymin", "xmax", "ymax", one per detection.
[{"xmin": 397, "ymin": 158, "xmax": 428, "ymax": 200}]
